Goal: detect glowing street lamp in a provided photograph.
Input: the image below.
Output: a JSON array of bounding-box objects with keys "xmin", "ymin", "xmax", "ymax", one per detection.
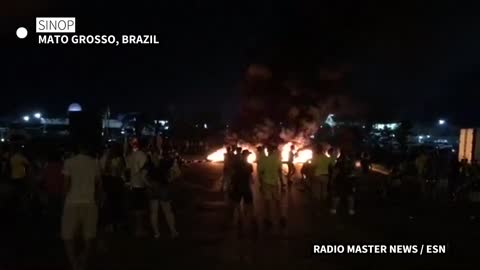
[
  {"xmin": 23, "ymin": 116, "xmax": 30, "ymax": 122},
  {"xmin": 34, "ymin": 113, "xmax": 42, "ymax": 119},
  {"xmin": 438, "ymin": 119, "xmax": 446, "ymax": 125}
]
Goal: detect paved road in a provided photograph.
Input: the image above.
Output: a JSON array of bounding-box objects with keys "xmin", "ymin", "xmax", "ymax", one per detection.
[{"xmin": 2, "ymin": 162, "xmax": 480, "ymax": 269}]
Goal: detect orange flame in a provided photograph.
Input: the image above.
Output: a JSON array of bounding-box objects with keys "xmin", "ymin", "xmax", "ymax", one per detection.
[
  {"xmin": 206, "ymin": 145, "xmax": 257, "ymax": 163},
  {"xmin": 207, "ymin": 142, "xmax": 312, "ymax": 164},
  {"xmin": 281, "ymin": 142, "xmax": 313, "ymax": 163}
]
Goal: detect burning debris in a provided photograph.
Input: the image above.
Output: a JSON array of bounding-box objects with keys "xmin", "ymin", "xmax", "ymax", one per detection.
[
  {"xmin": 207, "ymin": 142, "xmax": 313, "ymax": 164},
  {"xmin": 206, "ymin": 144, "xmax": 257, "ymax": 163},
  {"xmin": 280, "ymin": 142, "xmax": 313, "ymax": 163}
]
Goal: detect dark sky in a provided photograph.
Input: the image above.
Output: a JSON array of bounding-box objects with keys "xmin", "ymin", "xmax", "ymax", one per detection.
[{"xmin": 1, "ymin": 1, "xmax": 480, "ymax": 123}]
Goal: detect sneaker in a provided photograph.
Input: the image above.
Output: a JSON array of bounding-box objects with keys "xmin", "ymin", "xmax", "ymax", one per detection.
[
  {"xmin": 348, "ymin": 209, "xmax": 355, "ymax": 216},
  {"xmin": 329, "ymin": 209, "xmax": 337, "ymax": 215},
  {"xmin": 154, "ymin": 233, "xmax": 160, "ymax": 239}
]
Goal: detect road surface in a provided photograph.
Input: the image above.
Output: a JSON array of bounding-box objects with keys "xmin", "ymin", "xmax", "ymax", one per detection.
[{"xmin": 1, "ymin": 162, "xmax": 479, "ymax": 269}]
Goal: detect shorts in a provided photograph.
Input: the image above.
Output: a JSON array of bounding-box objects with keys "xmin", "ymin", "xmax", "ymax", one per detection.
[
  {"xmin": 61, "ymin": 203, "xmax": 98, "ymax": 240},
  {"xmin": 130, "ymin": 188, "xmax": 148, "ymax": 211},
  {"xmin": 230, "ymin": 188, "xmax": 253, "ymax": 204},
  {"xmin": 311, "ymin": 175, "xmax": 329, "ymax": 200},
  {"xmin": 149, "ymin": 186, "xmax": 171, "ymax": 202},
  {"xmin": 261, "ymin": 184, "xmax": 280, "ymax": 201}
]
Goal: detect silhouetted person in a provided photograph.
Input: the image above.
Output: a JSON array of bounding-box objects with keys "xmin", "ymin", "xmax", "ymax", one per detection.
[
  {"xmin": 230, "ymin": 150, "xmax": 256, "ymax": 234},
  {"xmin": 147, "ymin": 150, "xmax": 179, "ymax": 239},
  {"xmin": 222, "ymin": 146, "xmax": 234, "ymax": 193},
  {"xmin": 126, "ymin": 140, "xmax": 149, "ymax": 237},
  {"xmin": 41, "ymin": 150, "xmax": 64, "ymax": 233},
  {"xmin": 256, "ymin": 145, "xmax": 267, "ymax": 186},
  {"xmin": 9, "ymin": 146, "xmax": 30, "ymax": 215},
  {"xmin": 311, "ymin": 146, "xmax": 335, "ymax": 202},
  {"xmin": 360, "ymin": 151, "xmax": 371, "ymax": 175},
  {"xmin": 415, "ymin": 151, "xmax": 429, "ymax": 198},
  {"xmin": 448, "ymin": 157, "xmax": 460, "ymax": 201},
  {"xmin": 100, "ymin": 143, "xmax": 126, "ymax": 232},
  {"xmin": 330, "ymin": 150, "xmax": 355, "ymax": 215},
  {"xmin": 287, "ymin": 145, "xmax": 296, "ymax": 186}
]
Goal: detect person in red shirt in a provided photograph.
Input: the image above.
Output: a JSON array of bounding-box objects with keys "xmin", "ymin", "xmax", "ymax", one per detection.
[{"xmin": 41, "ymin": 150, "xmax": 65, "ymax": 233}]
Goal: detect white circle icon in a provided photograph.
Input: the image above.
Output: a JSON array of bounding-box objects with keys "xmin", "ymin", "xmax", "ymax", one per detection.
[{"xmin": 16, "ymin": 27, "xmax": 28, "ymax": 39}]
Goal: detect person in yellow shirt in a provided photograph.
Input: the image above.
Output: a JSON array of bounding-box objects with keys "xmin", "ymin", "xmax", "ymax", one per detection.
[
  {"xmin": 258, "ymin": 145, "xmax": 285, "ymax": 230},
  {"xmin": 9, "ymin": 146, "xmax": 30, "ymax": 214},
  {"xmin": 310, "ymin": 146, "xmax": 336, "ymax": 201},
  {"xmin": 10, "ymin": 148, "xmax": 30, "ymax": 180}
]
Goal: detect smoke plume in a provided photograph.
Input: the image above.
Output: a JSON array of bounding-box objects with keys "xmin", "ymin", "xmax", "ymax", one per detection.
[{"xmin": 230, "ymin": 64, "xmax": 364, "ymax": 145}]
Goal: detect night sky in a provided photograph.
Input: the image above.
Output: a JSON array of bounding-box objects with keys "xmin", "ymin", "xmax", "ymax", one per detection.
[{"xmin": 1, "ymin": 1, "xmax": 480, "ymax": 124}]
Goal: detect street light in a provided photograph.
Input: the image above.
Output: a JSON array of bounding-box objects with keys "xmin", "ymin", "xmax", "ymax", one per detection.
[
  {"xmin": 34, "ymin": 113, "xmax": 42, "ymax": 119},
  {"xmin": 438, "ymin": 119, "xmax": 446, "ymax": 125},
  {"xmin": 23, "ymin": 116, "xmax": 30, "ymax": 122}
]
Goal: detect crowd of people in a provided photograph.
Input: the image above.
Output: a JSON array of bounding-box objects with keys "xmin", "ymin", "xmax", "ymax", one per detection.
[
  {"xmin": 0, "ymin": 138, "xmax": 182, "ymax": 270},
  {"xmin": 3, "ymin": 137, "xmax": 480, "ymax": 267},
  {"xmin": 220, "ymin": 143, "xmax": 480, "ymax": 235},
  {"xmin": 220, "ymin": 144, "xmax": 362, "ymax": 239},
  {"xmin": 385, "ymin": 149, "xmax": 480, "ymax": 204}
]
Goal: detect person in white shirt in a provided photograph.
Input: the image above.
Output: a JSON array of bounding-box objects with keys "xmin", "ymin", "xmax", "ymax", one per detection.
[
  {"xmin": 126, "ymin": 140, "xmax": 149, "ymax": 237},
  {"xmin": 62, "ymin": 143, "xmax": 101, "ymax": 270}
]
